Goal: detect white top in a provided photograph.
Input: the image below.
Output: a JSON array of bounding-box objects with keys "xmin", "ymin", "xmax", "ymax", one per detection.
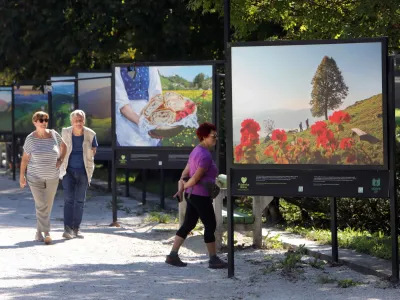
[{"xmin": 23, "ymin": 131, "xmax": 64, "ymax": 180}]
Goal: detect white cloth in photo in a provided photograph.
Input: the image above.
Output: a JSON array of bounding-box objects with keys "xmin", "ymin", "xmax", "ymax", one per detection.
[{"xmin": 115, "ymin": 66, "xmax": 162, "ymax": 146}]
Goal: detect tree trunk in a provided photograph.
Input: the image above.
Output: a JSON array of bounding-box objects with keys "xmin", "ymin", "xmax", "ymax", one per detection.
[{"xmin": 324, "ymin": 108, "xmax": 328, "ymax": 120}]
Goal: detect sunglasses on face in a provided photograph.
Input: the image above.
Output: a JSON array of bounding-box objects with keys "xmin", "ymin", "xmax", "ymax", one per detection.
[
  {"xmin": 37, "ymin": 118, "xmax": 49, "ymax": 123},
  {"xmin": 209, "ymin": 134, "xmax": 218, "ymax": 139}
]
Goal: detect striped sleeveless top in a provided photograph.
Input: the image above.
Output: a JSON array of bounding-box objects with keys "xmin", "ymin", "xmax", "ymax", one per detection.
[{"xmin": 23, "ymin": 131, "xmax": 64, "ymax": 180}]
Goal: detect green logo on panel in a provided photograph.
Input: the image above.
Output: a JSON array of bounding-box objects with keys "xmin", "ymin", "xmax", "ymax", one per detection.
[
  {"xmin": 372, "ymin": 178, "xmax": 380, "ymax": 187},
  {"xmin": 238, "ymin": 177, "xmax": 249, "ymax": 191},
  {"xmin": 371, "ymin": 178, "xmax": 381, "ymax": 193},
  {"xmin": 119, "ymin": 155, "xmax": 127, "ymax": 165}
]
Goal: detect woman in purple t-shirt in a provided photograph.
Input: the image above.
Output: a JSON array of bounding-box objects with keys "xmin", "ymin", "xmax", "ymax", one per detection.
[{"xmin": 166, "ymin": 123, "xmax": 227, "ymax": 269}]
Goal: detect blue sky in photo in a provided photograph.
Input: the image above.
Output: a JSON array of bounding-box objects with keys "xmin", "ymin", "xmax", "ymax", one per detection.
[
  {"xmin": 231, "ymin": 42, "xmax": 383, "ymax": 117},
  {"xmin": 78, "ymin": 73, "xmax": 111, "ymax": 95},
  {"xmin": 51, "ymin": 77, "xmax": 75, "ymax": 95},
  {"xmin": 0, "ymin": 89, "xmax": 12, "ymax": 104},
  {"xmin": 157, "ymin": 65, "xmax": 213, "ymax": 81}
]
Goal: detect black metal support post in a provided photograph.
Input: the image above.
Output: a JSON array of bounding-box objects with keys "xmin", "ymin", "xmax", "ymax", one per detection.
[
  {"xmin": 124, "ymin": 169, "xmax": 129, "ymax": 197},
  {"xmin": 107, "ymin": 161, "xmax": 112, "ymax": 193},
  {"xmin": 142, "ymin": 169, "xmax": 147, "ymax": 205},
  {"xmin": 388, "ymin": 56, "xmax": 399, "ymax": 281},
  {"xmin": 330, "ymin": 197, "xmax": 338, "ymax": 263},
  {"xmin": 111, "ymin": 155, "xmax": 118, "ymax": 223},
  {"xmin": 11, "ymin": 135, "xmax": 16, "ymax": 181},
  {"xmin": 160, "ymin": 168, "xmax": 165, "ymax": 209}
]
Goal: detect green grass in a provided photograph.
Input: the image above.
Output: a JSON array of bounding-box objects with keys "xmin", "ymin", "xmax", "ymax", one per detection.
[
  {"xmin": 144, "ymin": 211, "xmax": 178, "ymax": 223},
  {"xmin": 337, "ymin": 279, "xmax": 362, "ymax": 288},
  {"xmin": 286, "ymin": 226, "xmax": 397, "ymax": 260}
]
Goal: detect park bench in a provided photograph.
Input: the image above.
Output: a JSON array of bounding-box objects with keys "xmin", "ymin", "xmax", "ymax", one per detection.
[{"xmin": 179, "ymin": 189, "xmax": 273, "ymax": 250}]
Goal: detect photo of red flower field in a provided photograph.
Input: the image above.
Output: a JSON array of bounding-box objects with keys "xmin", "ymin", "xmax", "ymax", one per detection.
[{"xmin": 232, "ymin": 42, "xmax": 384, "ymax": 165}]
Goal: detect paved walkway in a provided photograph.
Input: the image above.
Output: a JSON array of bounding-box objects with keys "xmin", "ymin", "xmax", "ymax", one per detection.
[{"xmin": 0, "ymin": 171, "xmax": 399, "ymax": 299}]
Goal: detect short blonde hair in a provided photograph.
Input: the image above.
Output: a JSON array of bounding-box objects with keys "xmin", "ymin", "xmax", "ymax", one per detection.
[
  {"xmin": 32, "ymin": 111, "xmax": 49, "ymax": 122},
  {"xmin": 70, "ymin": 110, "xmax": 86, "ymax": 124}
]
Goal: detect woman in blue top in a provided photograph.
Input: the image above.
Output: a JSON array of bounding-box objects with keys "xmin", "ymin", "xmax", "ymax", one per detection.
[
  {"xmin": 115, "ymin": 66, "xmax": 162, "ymax": 146},
  {"xmin": 59, "ymin": 110, "xmax": 98, "ymax": 239}
]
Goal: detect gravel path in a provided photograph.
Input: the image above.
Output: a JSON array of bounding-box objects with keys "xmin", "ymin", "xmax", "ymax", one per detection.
[{"xmin": 0, "ymin": 175, "xmax": 399, "ymax": 300}]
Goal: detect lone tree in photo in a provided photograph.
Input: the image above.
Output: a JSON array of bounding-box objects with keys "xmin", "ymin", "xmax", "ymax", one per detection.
[{"xmin": 310, "ymin": 56, "xmax": 349, "ymax": 120}]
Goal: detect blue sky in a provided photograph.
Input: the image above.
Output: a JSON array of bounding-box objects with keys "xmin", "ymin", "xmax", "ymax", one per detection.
[
  {"xmin": 231, "ymin": 42, "xmax": 383, "ymax": 117},
  {"xmin": 157, "ymin": 65, "xmax": 212, "ymax": 81},
  {"xmin": 0, "ymin": 90, "xmax": 12, "ymax": 103},
  {"xmin": 51, "ymin": 76, "xmax": 75, "ymax": 86},
  {"xmin": 78, "ymin": 73, "xmax": 111, "ymax": 95}
]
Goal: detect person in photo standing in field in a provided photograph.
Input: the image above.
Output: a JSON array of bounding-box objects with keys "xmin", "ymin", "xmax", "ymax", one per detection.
[
  {"xmin": 59, "ymin": 110, "xmax": 98, "ymax": 239},
  {"xmin": 20, "ymin": 111, "xmax": 67, "ymax": 245},
  {"xmin": 166, "ymin": 122, "xmax": 227, "ymax": 269}
]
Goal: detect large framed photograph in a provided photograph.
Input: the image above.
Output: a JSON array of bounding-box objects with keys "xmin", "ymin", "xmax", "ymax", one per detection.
[
  {"xmin": 14, "ymin": 85, "xmax": 48, "ymax": 134},
  {"xmin": 113, "ymin": 63, "xmax": 214, "ymax": 148},
  {"xmin": 77, "ymin": 72, "xmax": 111, "ymax": 146},
  {"xmin": 0, "ymin": 86, "xmax": 12, "ymax": 133},
  {"xmin": 50, "ymin": 76, "xmax": 75, "ymax": 133},
  {"xmin": 230, "ymin": 39, "xmax": 387, "ymax": 169}
]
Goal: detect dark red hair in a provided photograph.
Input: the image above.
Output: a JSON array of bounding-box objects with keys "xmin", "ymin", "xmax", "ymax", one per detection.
[{"xmin": 196, "ymin": 122, "xmax": 217, "ymax": 141}]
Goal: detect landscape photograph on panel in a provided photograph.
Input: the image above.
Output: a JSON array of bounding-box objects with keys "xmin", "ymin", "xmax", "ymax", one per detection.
[
  {"xmin": 78, "ymin": 73, "xmax": 111, "ymax": 145},
  {"xmin": 232, "ymin": 41, "xmax": 385, "ymax": 165},
  {"xmin": 114, "ymin": 65, "xmax": 213, "ymax": 147},
  {"xmin": 0, "ymin": 87, "xmax": 12, "ymax": 132},
  {"xmin": 51, "ymin": 77, "xmax": 75, "ymax": 133},
  {"xmin": 14, "ymin": 85, "xmax": 48, "ymax": 134}
]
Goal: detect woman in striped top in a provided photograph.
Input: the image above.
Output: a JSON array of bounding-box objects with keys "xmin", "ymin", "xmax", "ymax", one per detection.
[{"xmin": 20, "ymin": 111, "xmax": 67, "ymax": 245}]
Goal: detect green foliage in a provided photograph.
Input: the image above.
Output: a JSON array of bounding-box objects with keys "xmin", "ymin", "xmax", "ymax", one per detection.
[
  {"xmin": 310, "ymin": 56, "xmax": 349, "ymax": 120},
  {"xmin": 286, "ymin": 226, "xmax": 398, "ymax": 260},
  {"xmin": 337, "ymin": 279, "xmax": 362, "ymax": 288},
  {"xmin": 190, "ymin": 0, "xmax": 400, "ymax": 52},
  {"xmin": 0, "ymin": 1, "xmax": 224, "ymax": 81},
  {"xmin": 263, "ymin": 232, "xmax": 284, "ymax": 250},
  {"xmin": 145, "ymin": 211, "xmax": 178, "ymax": 224}
]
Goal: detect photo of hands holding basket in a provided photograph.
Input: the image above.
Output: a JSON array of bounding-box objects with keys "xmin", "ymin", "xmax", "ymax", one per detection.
[{"xmin": 115, "ymin": 65, "xmax": 213, "ymax": 147}]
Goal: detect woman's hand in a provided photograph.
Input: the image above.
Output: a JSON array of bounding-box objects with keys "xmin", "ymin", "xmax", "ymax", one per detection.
[
  {"xmin": 19, "ymin": 176, "xmax": 26, "ymax": 189},
  {"xmin": 173, "ymin": 180, "xmax": 185, "ymax": 202},
  {"xmin": 56, "ymin": 158, "xmax": 63, "ymax": 169}
]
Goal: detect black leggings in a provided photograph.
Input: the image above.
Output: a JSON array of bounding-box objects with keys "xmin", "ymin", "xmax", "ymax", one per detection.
[{"xmin": 176, "ymin": 193, "xmax": 216, "ymax": 243}]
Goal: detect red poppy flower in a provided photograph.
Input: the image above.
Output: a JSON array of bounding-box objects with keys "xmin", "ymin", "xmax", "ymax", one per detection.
[
  {"xmin": 339, "ymin": 138, "xmax": 354, "ymax": 150},
  {"xmin": 235, "ymin": 145, "xmax": 244, "ymax": 162},
  {"xmin": 311, "ymin": 121, "xmax": 328, "ymax": 136},
  {"xmin": 271, "ymin": 129, "xmax": 287, "ymax": 143},
  {"xmin": 241, "ymin": 119, "xmax": 261, "ymax": 133},
  {"xmin": 329, "ymin": 111, "xmax": 351, "ymax": 124},
  {"xmin": 264, "ymin": 145, "xmax": 275, "ymax": 157}
]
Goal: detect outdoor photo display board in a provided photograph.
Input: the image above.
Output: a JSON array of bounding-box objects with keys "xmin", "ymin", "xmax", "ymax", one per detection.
[
  {"xmin": 14, "ymin": 85, "xmax": 48, "ymax": 134},
  {"xmin": 51, "ymin": 76, "xmax": 75, "ymax": 133},
  {"xmin": 113, "ymin": 63, "xmax": 215, "ymax": 169},
  {"xmin": 78, "ymin": 72, "xmax": 112, "ymax": 146},
  {"xmin": 227, "ymin": 38, "xmax": 390, "ymax": 198},
  {"xmin": 0, "ymin": 86, "xmax": 12, "ymax": 133}
]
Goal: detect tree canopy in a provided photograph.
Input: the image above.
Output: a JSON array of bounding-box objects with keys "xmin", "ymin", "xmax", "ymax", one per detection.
[
  {"xmin": 189, "ymin": 0, "xmax": 400, "ymax": 52},
  {"xmin": 310, "ymin": 56, "xmax": 349, "ymax": 120},
  {"xmin": 0, "ymin": 0, "xmax": 223, "ymax": 82}
]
